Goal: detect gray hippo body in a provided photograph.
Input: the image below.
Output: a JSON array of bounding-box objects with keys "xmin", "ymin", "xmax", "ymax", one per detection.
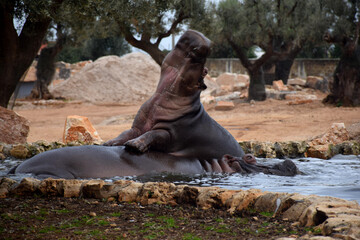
[{"xmin": 12, "ymin": 146, "xmax": 299, "ymax": 179}]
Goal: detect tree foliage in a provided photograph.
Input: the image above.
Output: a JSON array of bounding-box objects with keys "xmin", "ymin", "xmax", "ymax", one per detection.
[
  {"xmin": 217, "ymin": 0, "xmax": 329, "ymax": 100},
  {"xmin": 96, "ymin": 0, "xmax": 208, "ymax": 65}
]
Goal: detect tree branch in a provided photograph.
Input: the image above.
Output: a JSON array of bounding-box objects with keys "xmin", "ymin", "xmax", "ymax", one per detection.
[{"xmin": 155, "ymin": 11, "xmax": 188, "ymax": 46}]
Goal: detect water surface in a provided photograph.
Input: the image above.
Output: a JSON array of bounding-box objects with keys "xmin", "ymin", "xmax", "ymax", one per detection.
[{"xmin": 1, "ymin": 154, "xmax": 359, "ymax": 203}]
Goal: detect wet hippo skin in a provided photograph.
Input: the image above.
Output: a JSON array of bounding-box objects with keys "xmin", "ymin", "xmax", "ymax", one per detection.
[{"xmin": 104, "ymin": 30, "xmax": 245, "ymax": 160}]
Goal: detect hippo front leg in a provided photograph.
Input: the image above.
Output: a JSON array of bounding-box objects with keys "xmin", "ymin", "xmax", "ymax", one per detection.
[
  {"xmin": 124, "ymin": 129, "xmax": 170, "ymax": 153},
  {"xmin": 104, "ymin": 129, "xmax": 140, "ymax": 146}
]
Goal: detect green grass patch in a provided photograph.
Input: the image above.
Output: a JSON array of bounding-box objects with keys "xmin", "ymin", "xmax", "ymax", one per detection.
[{"xmin": 182, "ymin": 233, "xmax": 202, "ymax": 240}]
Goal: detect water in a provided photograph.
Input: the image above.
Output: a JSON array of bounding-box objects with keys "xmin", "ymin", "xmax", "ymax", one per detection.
[{"xmin": 1, "ymin": 155, "xmax": 359, "ymax": 203}]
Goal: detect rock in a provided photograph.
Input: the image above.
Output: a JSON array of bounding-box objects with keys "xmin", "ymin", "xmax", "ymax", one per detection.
[
  {"xmin": 306, "ymin": 123, "xmax": 350, "ymax": 159},
  {"xmin": 10, "ymin": 177, "xmax": 41, "ymax": 195},
  {"xmin": 347, "ymin": 122, "xmax": 360, "ymax": 142},
  {"xmin": 306, "ymin": 76, "xmax": 329, "ymax": 92},
  {"xmin": 215, "ymin": 92, "xmax": 241, "ymax": 102},
  {"xmin": 215, "ymin": 101, "xmax": 235, "ymax": 111},
  {"xmin": 9, "ymin": 144, "xmax": 29, "ymax": 159},
  {"xmin": 287, "ymin": 78, "xmax": 306, "ymax": 86},
  {"xmin": 226, "ymin": 189, "xmax": 264, "ymax": 213},
  {"xmin": 0, "ymin": 106, "xmax": 29, "ymax": 144},
  {"xmin": 63, "ymin": 115, "xmax": 103, "ymax": 144},
  {"xmin": 273, "ymin": 80, "xmax": 288, "ymax": 91},
  {"xmin": 0, "ymin": 178, "xmax": 17, "ymax": 198}
]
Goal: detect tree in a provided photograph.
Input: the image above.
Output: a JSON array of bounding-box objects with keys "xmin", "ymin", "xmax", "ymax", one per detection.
[
  {"xmin": 322, "ymin": 0, "xmax": 360, "ymax": 106},
  {"xmin": 0, "ymin": 0, "xmax": 97, "ymax": 107},
  {"xmin": 0, "ymin": 0, "xmax": 65, "ymax": 107},
  {"xmin": 98, "ymin": 0, "xmax": 207, "ymax": 65},
  {"xmin": 217, "ymin": 0, "xmax": 328, "ymax": 100}
]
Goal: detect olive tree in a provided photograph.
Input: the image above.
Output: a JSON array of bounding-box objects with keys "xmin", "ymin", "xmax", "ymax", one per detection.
[{"xmin": 217, "ymin": 0, "xmax": 328, "ymax": 101}]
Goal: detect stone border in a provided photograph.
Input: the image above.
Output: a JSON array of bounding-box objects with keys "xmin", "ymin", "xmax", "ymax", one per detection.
[
  {"xmin": 1, "ymin": 140, "xmax": 359, "ymax": 160},
  {"xmin": 0, "ymin": 177, "xmax": 359, "ymax": 239}
]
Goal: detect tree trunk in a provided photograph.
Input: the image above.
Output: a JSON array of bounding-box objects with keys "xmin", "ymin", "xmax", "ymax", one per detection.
[
  {"xmin": 30, "ymin": 35, "xmax": 66, "ymax": 99},
  {"xmin": 275, "ymin": 58, "xmax": 295, "ymax": 85},
  {"xmin": 323, "ymin": 29, "xmax": 360, "ymax": 106},
  {"xmin": 0, "ymin": 1, "xmax": 61, "ymax": 108},
  {"xmin": 323, "ymin": 47, "xmax": 360, "ymax": 106},
  {"xmin": 248, "ymin": 68, "xmax": 266, "ymax": 101}
]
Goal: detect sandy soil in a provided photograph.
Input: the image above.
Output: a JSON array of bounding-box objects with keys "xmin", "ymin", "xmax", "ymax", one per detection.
[{"xmin": 13, "ymin": 91, "xmax": 360, "ymax": 144}]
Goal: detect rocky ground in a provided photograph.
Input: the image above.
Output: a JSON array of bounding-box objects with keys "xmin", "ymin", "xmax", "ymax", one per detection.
[{"xmin": 1, "ymin": 196, "xmax": 315, "ymax": 240}]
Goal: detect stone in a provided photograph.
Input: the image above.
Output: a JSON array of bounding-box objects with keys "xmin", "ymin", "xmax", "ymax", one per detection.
[
  {"xmin": 306, "ymin": 123, "xmax": 350, "ymax": 159},
  {"xmin": 0, "ymin": 178, "xmax": 17, "ymax": 198},
  {"xmin": 10, "ymin": 177, "xmax": 41, "ymax": 195},
  {"xmin": 287, "ymin": 78, "xmax": 306, "ymax": 86},
  {"xmin": 118, "ymin": 181, "xmax": 143, "ymax": 202},
  {"xmin": 63, "ymin": 179, "xmax": 84, "ymax": 197},
  {"xmin": 347, "ymin": 122, "xmax": 360, "ymax": 142},
  {"xmin": 273, "ymin": 80, "xmax": 288, "ymax": 91},
  {"xmin": 39, "ymin": 178, "xmax": 65, "ymax": 196},
  {"xmin": 226, "ymin": 189, "xmax": 264, "ymax": 213},
  {"xmin": 0, "ymin": 106, "xmax": 29, "ymax": 144},
  {"xmin": 10, "ymin": 144, "xmax": 29, "ymax": 159},
  {"xmin": 215, "ymin": 101, "xmax": 235, "ymax": 111},
  {"xmin": 63, "ymin": 115, "xmax": 102, "ymax": 144},
  {"xmin": 137, "ymin": 182, "xmax": 178, "ymax": 205},
  {"xmin": 306, "ymin": 76, "xmax": 329, "ymax": 92}
]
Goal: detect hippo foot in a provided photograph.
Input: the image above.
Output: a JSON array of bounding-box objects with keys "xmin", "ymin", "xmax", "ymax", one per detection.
[{"xmin": 124, "ymin": 139, "xmax": 149, "ymax": 153}]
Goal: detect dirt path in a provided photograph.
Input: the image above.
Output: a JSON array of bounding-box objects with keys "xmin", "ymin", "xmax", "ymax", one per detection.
[{"xmin": 14, "ymin": 96, "xmax": 360, "ymax": 144}]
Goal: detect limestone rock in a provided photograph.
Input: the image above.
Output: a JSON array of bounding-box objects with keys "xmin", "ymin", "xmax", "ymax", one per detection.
[
  {"xmin": 273, "ymin": 80, "xmax": 288, "ymax": 91},
  {"xmin": 63, "ymin": 115, "xmax": 102, "ymax": 144},
  {"xmin": 306, "ymin": 76, "xmax": 329, "ymax": 92},
  {"xmin": 307, "ymin": 123, "xmax": 350, "ymax": 159},
  {"xmin": 347, "ymin": 122, "xmax": 360, "ymax": 142},
  {"xmin": 0, "ymin": 107, "xmax": 29, "ymax": 144},
  {"xmin": 0, "ymin": 178, "xmax": 17, "ymax": 198},
  {"xmin": 10, "ymin": 177, "xmax": 41, "ymax": 195},
  {"xmin": 215, "ymin": 101, "xmax": 235, "ymax": 111},
  {"xmin": 10, "ymin": 144, "xmax": 29, "ymax": 159},
  {"xmin": 287, "ymin": 78, "xmax": 306, "ymax": 86}
]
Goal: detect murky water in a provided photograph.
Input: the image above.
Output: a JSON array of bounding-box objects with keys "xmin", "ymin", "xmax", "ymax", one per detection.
[{"xmin": 1, "ymin": 154, "xmax": 359, "ymax": 203}]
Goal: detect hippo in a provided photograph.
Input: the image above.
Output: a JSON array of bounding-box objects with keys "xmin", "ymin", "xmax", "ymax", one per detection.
[
  {"xmin": 104, "ymin": 29, "xmax": 245, "ymax": 161},
  {"xmin": 10, "ymin": 146, "xmax": 299, "ymax": 179},
  {"xmin": 9, "ymin": 30, "xmax": 300, "ymax": 179}
]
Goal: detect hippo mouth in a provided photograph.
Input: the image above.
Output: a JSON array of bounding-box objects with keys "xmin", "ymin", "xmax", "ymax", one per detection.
[
  {"xmin": 198, "ymin": 77, "xmax": 207, "ymax": 90},
  {"xmin": 197, "ymin": 67, "xmax": 208, "ymax": 90}
]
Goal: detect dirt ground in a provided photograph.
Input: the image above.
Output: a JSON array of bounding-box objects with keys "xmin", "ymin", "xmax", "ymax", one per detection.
[
  {"xmin": 0, "ymin": 196, "xmax": 316, "ymax": 240},
  {"xmin": 13, "ymin": 91, "xmax": 360, "ymax": 144}
]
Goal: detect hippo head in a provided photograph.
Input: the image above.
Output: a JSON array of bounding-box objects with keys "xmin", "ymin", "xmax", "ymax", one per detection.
[{"xmin": 160, "ymin": 30, "xmax": 211, "ymax": 97}]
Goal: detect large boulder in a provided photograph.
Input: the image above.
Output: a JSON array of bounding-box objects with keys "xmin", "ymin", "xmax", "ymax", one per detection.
[
  {"xmin": 306, "ymin": 123, "xmax": 350, "ymax": 159},
  {"xmin": 63, "ymin": 115, "xmax": 102, "ymax": 144},
  {"xmin": 0, "ymin": 107, "xmax": 29, "ymax": 144}
]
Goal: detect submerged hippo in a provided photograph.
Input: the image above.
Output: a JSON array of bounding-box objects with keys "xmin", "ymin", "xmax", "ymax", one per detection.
[
  {"xmin": 10, "ymin": 30, "xmax": 299, "ymax": 179},
  {"xmin": 10, "ymin": 146, "xmax": 299, "ymax": 179},
  {"xmin": 104, "ymin": 29, "xmax": 244, "ymax": 160}
]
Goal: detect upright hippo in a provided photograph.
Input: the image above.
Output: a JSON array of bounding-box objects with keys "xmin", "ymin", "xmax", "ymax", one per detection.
[{"xmin": 104, "ymin": 30, "xmax": 244, "ymax": 160}]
